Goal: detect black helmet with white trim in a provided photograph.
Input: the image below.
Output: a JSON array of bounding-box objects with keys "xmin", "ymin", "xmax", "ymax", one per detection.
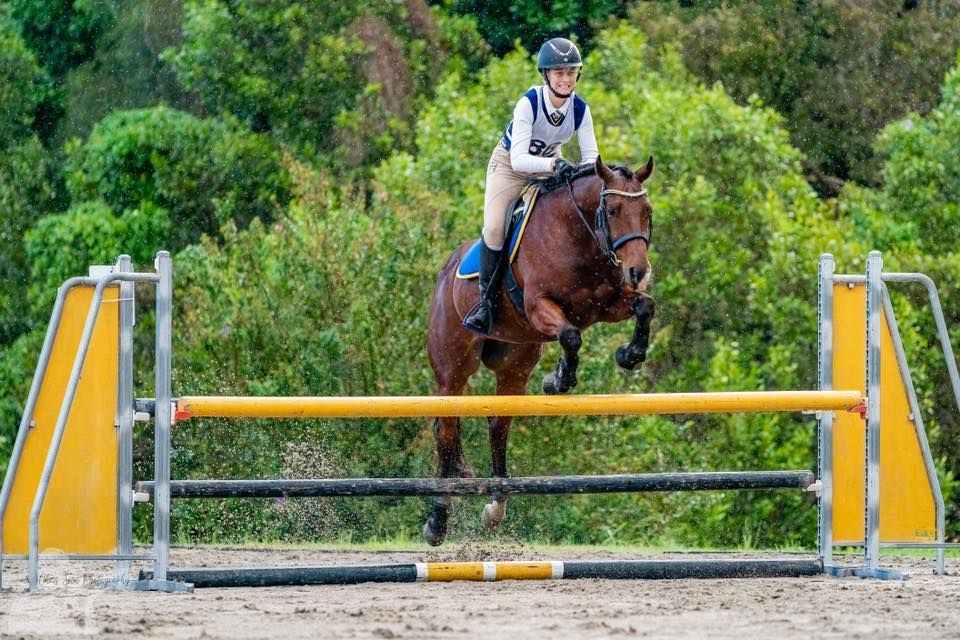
[{"xmin": 537, "ymin": 38, "xmax": 582, "ymax": 71}]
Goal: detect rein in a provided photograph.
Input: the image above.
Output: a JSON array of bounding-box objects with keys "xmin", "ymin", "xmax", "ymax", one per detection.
[{"xmin": 566, "ymin": 182, "xmax": 651, "ymax": 267}]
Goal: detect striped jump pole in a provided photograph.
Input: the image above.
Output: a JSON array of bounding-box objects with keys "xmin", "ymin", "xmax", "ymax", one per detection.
[
  {"xmin": 135, "ymin": 471, "xmax": 817, "ymax": 499},
  {"xmin": 173, "ymin": 390, "xmax": 864, "ymax": 421},
  {"xmin": 140, "ymin": 558, "xmax": 825, "ymax": 588}
]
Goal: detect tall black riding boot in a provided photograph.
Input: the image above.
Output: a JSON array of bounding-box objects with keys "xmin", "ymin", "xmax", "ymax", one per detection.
[{"xmin": 462, "ymin": 242, "xmax": 503, "ymax": 335}]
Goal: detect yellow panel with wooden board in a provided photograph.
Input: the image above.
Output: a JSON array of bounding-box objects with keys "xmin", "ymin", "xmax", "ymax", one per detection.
[
  {"xmin": 831, "ymin": 283, "xmax": 936, "ymax": 544},
  {"xmin": 3, "ymin": 284, "xmax": 119, "ymax": 554}
]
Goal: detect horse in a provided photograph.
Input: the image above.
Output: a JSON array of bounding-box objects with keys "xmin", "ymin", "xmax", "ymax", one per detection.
[{"xmin": 423, "ymin": 156, "xmax": 656, "ymax": 545}]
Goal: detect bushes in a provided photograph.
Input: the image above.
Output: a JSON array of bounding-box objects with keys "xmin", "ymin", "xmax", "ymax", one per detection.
[
  {"xmin": 436, "ymin": 0, "xmax": 630, "ymax": 57},
  {"xmin": 6, "ymin": 0, "xmax": 113, "ymax": 79},
  {"xmin": 24, "ymin": 200, "xmax": 170, "ymax": 300},
  {"xmin": 0, "ymin": 137, "xmax": 59, "ymax": 341},
  {"xmin": 631, "ymin": 0, "xmax": 960, "ymax": 190},
  {"xmin": 166, "ymin": 1, "xmax": 489, "ymax": 173},
  {"xmin": 64, "ymin": 106, "xmax": 290, "ymax": 248},
  {"xmin": 0, "ymin": 25, "xmax": 60, "ymax": 342},
  {"xmin": 141, "ymin": 160, "xmax": 448, "ymax": 542},
  {"xmin": 871, "ymin": 51, "xmax": 960, "ymax": 256}
]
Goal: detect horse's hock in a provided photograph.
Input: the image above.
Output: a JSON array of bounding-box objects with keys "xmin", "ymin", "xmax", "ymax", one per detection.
[{"xmin": 1, "ymin": 251, "xmax": 957, "ymax": 591}]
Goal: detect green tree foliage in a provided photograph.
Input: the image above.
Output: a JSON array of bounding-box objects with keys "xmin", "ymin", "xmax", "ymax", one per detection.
[
  {"xmin": 0, "ymin": 24, "xmax": 51, "ymax": 148},
  {"xmin": 633, "ymin": 0, "xmax": 960, "ymax": 191},
  {"xmin": 0, "ymin": 24, "xmax": 59, "ymax": 342},
  {"xmin": 5, "ymin": 0, "xmax": 113, "ymax": 78},
  {"xmin": 0, "ymin": 139, "xmax": 58, "ymax": 340},
  {"xmin": 63, "ymin": 106, "xmax": 291, "ymax": 248},
  {"xmin": 0, "ymin": 327, "xmax": 44, "ymax": 478},
  {"xmin": 165, "ymin": 0, "xmax": 488, "ymax": 173},
  {"xmin": 54, "ymin": 0, "xmax": 191, "ymax": 150},
  {"xmin": 872, "ymin": 51, "xmax": 960, "ymax": 256},
  {"xmin": 434, "ymin": 0, "xmax": 629, "ymax": 56},
  {"xmin": 153, "ymin": 160, "xmax": 447, "ymax": 541},
  {"xmin": 24, "ymin": 200, "xmax": 170, "ymax": 300}
]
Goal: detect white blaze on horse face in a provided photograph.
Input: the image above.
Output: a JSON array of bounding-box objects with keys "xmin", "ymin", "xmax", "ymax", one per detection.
[
  {"xmin": 621, "ymin": 256, "xmax": 652, "ymax": 292},
  {"xmin": 607, "ymin": 190, "xmax": 652, "ymax": 292},
  {"xmin": 635, "ymin": 262, "xmax": 653, "ymax": 291}
]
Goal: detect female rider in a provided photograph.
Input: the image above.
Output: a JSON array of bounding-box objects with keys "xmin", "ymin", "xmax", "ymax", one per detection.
[{"xmin": 463, "ymin": 37, "xmax": 600, "ymax": 335}]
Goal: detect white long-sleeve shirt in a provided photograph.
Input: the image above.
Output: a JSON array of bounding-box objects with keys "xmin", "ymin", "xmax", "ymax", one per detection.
[{"xmin": 501, "ymin": 85, "xmax": 599, "ymax": 173}]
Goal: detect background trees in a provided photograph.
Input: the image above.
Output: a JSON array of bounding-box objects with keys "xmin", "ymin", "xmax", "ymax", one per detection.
[
  {"xmin": 634, "ymin": 0, "xmax": 960, "ymax": 193},
  {"xmin": 1, "ymin": 1, "xmax": 958, "ymax": 546}
]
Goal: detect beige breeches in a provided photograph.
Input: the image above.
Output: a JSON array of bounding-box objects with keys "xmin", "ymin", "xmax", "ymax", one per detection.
[{"xmin": 482, "ymin": 145, "xmax": 552, "ymax": 250}]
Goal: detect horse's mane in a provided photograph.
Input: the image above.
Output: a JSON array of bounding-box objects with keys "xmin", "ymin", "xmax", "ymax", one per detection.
[{"xmin": 535, "ymin": 163, "xmax": 634, "ymax": 194}]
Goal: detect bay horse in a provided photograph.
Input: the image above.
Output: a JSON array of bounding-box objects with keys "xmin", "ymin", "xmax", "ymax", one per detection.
[{"xmin": 424, "ymin": 156, "xmax": 656, "ymax": 545}]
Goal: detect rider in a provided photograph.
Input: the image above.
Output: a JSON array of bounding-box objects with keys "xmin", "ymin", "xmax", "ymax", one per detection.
[{"xmin": 463, "ymin": 37, "xmax": 600, "ymax": 335}]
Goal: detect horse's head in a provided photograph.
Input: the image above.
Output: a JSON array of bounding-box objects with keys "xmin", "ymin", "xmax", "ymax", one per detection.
[{"xmin": 595, "ymin": 156, "xmax": 654, "ymax": 292}]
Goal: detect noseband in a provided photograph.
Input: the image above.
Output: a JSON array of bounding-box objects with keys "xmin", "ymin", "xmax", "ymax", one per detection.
[{"xmin": 567, "ymin": 182, "xmax": 652, "ymax": 267}]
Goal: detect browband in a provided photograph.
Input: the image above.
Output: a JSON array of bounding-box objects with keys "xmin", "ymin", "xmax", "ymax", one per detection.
[{"xmin": 600, "ymin": 188, "xmax": 648, "ymax": 198}]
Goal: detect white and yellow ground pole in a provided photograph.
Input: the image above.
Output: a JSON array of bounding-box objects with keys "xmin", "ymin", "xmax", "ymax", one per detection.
[{"xmin": 142, "ymin": 558, "xmax": 823, "ymax": 588}]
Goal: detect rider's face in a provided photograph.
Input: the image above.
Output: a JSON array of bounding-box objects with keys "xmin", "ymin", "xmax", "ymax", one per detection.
[{"xmin": 546, "ymin": 67, "xmax": 579, "ymax": 94}]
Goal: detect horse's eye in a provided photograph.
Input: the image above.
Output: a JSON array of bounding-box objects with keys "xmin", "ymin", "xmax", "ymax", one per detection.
[{"xmin": 608, "ymin": 207, "xmax": 618, "ymax": 216}]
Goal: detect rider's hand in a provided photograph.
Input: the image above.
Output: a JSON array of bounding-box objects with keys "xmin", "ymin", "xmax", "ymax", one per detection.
[{"xmin": 554, "ymin": 158, "xmax": 576, "ymax": 181}]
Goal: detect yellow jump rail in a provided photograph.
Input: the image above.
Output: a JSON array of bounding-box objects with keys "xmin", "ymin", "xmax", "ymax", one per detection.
[{"xmin": 174, "ymin": 390, "xmax": 865, "ymax": 421}]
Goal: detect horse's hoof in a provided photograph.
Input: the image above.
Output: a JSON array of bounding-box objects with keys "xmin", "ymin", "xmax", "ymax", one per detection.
[
  {"xmin": 423, "ymin": 500, "xmax": 449, "ymax": 546},
  {"xmin": 616, "ymin": 345, "xmax": 645, "ymax": 371},
  {"xmin": 481, "ymin": 501, "xmax": 506, "ymax": 531},
  {"xmin": 423, "ymin": 519, "xmax": 446, "ymax": 546},
  {"xmin": 542, "ymin": 373, "xmax": 561, "ymax": 395},
  {"xmin": 542, "ymin": 372, "xmax": 576, "ymax": 394}
]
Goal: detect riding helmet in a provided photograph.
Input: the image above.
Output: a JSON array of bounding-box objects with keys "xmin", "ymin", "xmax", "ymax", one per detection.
[{"xmin": 536, "ymin": 37, "xmax": 583, "ymax": 71}]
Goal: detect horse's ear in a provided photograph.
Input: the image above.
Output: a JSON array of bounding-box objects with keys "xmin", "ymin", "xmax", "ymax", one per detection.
[
  {"xmin": 595, "ymin": 156, "xmax": 615, "ymax": 183},
  {"xmin": 635, "ymin": 156, "xmax": 655, "ymax": 183}
]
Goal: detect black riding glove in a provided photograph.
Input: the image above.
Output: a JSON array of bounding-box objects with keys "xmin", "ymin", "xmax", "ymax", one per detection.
[{"xmin": 554, "ymin": 158, "xmax": 576, "ymax": 181}]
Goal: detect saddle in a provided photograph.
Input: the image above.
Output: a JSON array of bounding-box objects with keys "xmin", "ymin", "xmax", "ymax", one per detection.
[
  {"xmin": 455, "ymin": 186, "xmax": 540, "ymax": 317},
  {"xmin": 456, "ymin": 185, "xmax": 540, "ymax": 279}
]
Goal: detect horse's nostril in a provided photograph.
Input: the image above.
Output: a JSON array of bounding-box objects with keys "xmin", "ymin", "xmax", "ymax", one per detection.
[{"xmin": 629, "ymin": 267, "xmax": 640, "ymax": 289}]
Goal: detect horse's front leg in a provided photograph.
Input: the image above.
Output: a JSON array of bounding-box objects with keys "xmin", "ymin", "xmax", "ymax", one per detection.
[
  {"xmin": 527, "ymin": 297, "xmax": 581, "ymax": 395},
  {"xmin": 616, "ymin": 294, "xmax": 655, "ymax": 371}
]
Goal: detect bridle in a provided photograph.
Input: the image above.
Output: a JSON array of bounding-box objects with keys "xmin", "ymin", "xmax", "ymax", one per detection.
[{"xmin": 567, "ymin": 182, "xmax": 652, "ymax": 267}]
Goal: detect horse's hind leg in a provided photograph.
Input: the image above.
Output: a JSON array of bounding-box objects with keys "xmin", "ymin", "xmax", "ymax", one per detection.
[
  {"xmin": 424, "ymin": 320, "xmax": 482, "ymax": 546},
  {"xmin": 423, "ymin": 415, "xmax": 471, "ymax": 546},
  {"xmin": 526, "ymin": 297, "xmax": 581, "ymax": 394},
  {"xmin": 481, "ymin": 342, "xmax": 542, "ymax": 531},
  {"xmin": 616, "ymin": 293, "xmax": 656, "ymax": 370}
]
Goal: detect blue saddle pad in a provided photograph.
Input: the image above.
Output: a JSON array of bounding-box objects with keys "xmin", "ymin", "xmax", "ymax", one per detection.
[{"xmin": 456, "ymin": 186, "xmax": 541, "ymax": 279}]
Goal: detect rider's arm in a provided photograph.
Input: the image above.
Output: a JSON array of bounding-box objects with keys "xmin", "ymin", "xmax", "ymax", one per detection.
[
  {"xmin": 577, "ymin": 106, "xmax": 599, "ymax": 165},
  {"xmin": 509, "ymin": 98, "xmax": 555, "ymax": 174}
]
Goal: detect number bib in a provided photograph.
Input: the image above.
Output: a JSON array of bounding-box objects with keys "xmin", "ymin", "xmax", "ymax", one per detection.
[{"xmin": 502, "ymin": 86, "xmax": 586, "ymax": 158}]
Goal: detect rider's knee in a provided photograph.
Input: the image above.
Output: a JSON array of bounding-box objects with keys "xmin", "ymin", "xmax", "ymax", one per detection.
[{"xmin": 481, "ymin": 226, "xmax": 505, "ymax": 251}]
